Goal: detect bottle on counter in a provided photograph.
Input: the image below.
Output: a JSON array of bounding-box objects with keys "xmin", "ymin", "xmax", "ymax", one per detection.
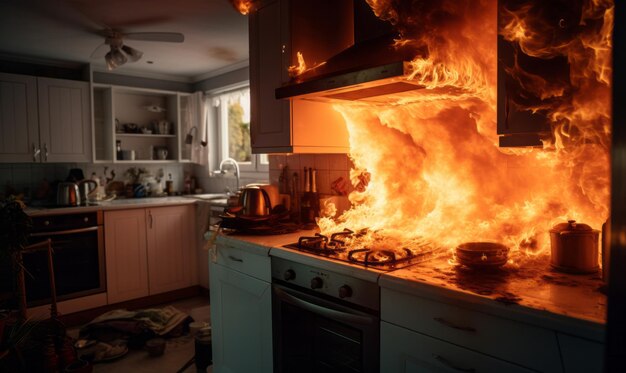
[
  {"xmin": 300, "ymin": 167, "xmax": 319, "ymax": 225},
  {"xmin": 116, "ymin": 140, "xmax": 122, "ymax": 160}
]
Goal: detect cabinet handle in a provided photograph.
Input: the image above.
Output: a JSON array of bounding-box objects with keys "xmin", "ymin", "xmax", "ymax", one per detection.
[
  {"xmin": 148, "ymin": 211, "xmax": 153, "ymax": 228},
  {"xmin": 433, "ymin": 317, "xmax": 476, "ymax": 333},
  {"xmin": 43, "ymin": 143, "xmax": 48, "ymax": 162},
  {"xmin": 227, "ymin": 255, "xmax": 243, "ymax": 262},
  {"xmin": 432, "ymin": 354, "xmax": 476, "ymax": 373},
  {"xmin": 32, "ymin": 143, "xmax": 41, "ymax": 162}
]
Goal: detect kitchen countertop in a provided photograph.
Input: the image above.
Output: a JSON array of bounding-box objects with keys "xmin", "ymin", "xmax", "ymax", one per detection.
[
  {"xmin": 25, "ymin": 196, "xmax": 199, "ymax": 216},
  {"xmin": 215, "ymin": 231, "xmax": 607, "ymax": 340},
  {"xmin": 380, "ymin": 255, "xmax": 607, "ymax": 341}
]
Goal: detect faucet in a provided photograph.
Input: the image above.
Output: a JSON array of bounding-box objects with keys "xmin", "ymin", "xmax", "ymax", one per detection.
[{"xmin": 214, "ymin": 157, "xmax": 240, "ymax": 193}]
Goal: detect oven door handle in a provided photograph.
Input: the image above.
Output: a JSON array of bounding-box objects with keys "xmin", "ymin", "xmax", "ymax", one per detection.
[
  {"xmin": 274, "ymin": 287, "xmax": 375, "ymax": 325},
  {"xmin": 30, "ymin": 226, "xmax": 99, "ymax": 237}
]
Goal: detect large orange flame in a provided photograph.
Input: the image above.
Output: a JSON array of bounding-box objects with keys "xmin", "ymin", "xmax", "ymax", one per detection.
[{"xmin": 317, "ymin": 0, "xmax": 613, "ymax": 264}]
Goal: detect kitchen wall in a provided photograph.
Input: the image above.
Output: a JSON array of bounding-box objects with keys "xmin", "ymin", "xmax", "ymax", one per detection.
[
  {"xmin": 268, "ymin": 153, "xmax": 353, "ymax": 215},
  {"xmin": 0, "ymin": 162, "xmax": 185, "ymax": 200}
]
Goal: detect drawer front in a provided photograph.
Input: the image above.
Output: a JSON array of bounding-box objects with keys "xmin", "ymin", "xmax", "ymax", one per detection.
[
  {"xmin": 558, "ymin": 334, "xmax": 604, "ymax": 373},
  {"xmin": 382, "ymin": 288, "xmax": 562, "ymax": 373},
  {"xmin": 215, "ymin": 243, "xmax": 271, "ymax": 282},
  {"xmin": 381, "ymin": 321, "xmax": 535, "ymax": 373}
]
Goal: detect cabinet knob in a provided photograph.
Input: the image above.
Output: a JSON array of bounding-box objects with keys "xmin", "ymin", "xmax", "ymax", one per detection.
[
  {"xmin": 44, "ymin": 220, "xmax": 50, "ymax": 226},
  {"xmin": 283, "ymin": 269, "xmax": 296, "ymax": 281},
  {"xmin": 84, "ymin": 217, "xmax": 89, "ymax": 222},
  {"xmin": 338, "ymin": 285, "xmax": 352, "ymax": 299},
  {"xmin": 310, "ymin": 277, "xmax": 323, "ymax": 290}
]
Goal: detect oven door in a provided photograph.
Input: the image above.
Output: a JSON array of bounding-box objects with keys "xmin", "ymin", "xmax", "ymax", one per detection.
[
  {"xmin": 25, "ymin": 225, "xmax": 105, "ymax": 305},
  {"xmin": 272, "ymin": 283, "xmax": 379, "ymax": 373}
]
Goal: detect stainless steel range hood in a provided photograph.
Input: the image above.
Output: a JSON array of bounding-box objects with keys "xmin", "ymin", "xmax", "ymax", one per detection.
[{"xmin": 275, "ymin": 34, "xmax": 425, "ymax": 103}]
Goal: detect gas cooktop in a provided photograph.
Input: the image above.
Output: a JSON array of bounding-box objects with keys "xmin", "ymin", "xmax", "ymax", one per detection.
[{"xmin": 283, "ymin": 229, "xmax": 442, "ymax": 271}]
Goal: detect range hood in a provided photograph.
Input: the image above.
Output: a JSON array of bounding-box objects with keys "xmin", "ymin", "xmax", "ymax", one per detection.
[
  {"xmin": 275, "ymin": 1, "xmax": 428, "ymax": 104},
  {"xmin": 275, "ymin": 33, "xmax": 425, "ymax": 103}
]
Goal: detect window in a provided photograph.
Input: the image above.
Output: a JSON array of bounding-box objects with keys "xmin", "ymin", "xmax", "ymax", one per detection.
[{"xmin": 213, "ymin": 85, "xmax": 268, "ymax": 173}]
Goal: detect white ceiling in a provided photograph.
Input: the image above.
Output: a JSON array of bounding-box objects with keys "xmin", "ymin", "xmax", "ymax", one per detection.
[{"xmin": 0, "ymin": 0, "xmax": 249, "ymax": 82}]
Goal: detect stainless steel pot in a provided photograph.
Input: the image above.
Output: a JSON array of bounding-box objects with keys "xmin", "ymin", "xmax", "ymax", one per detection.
[
  {"xmin": 57, "ymin": 182, "xmax": 81, "ymax": 206},
  {"xmin": 239, "ymin": 186, "xmax": 272, "ymax": 216},
  {"xmin": 549, "ymin": 220, "xmax": 600, "ymax": 274}
]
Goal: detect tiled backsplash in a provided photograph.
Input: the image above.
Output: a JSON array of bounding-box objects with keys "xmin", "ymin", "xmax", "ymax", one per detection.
[
  {"xmin": 269, "ymin": 154, "xmax": 353, "ymax": 196},
  {"xmin": 0, "ymin": 163, "xmax": 185, "ymax": 199}
]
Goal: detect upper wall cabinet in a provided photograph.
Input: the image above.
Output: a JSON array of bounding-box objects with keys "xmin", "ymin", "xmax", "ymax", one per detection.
[
  {"xmin": 0, "ymin": 73, "xmax": 91, "ymax": 163},
  {"xmin": 249, "ymin": 0, "xmax": 352, "ymax": 154},
  {"xmin": 93, "ymin": 85, "xmax": 193, "ymax": 163},
  {"xmin": 497, "ymin": 0, "xmax": 582, "ymax": 147}
]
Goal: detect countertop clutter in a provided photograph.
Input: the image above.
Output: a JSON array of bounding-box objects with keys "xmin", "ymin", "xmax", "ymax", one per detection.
[{"xmin": 216, "ymin": 231, "xmax": 607, "ymax": 338}]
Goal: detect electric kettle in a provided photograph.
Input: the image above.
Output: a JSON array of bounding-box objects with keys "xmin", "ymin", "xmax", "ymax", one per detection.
[
  {"xmin": 56, "ymin": 182, "xmax": 81, "ymax": 206},
  {"xmin": 239, "ymin": 186, "xmax": 272, "ymax": 216}
]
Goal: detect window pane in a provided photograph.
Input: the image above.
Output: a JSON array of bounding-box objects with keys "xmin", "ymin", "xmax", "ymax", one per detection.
[{"xmin": 227, "ymin": 89, "xmax": 251, "ymax": 162}]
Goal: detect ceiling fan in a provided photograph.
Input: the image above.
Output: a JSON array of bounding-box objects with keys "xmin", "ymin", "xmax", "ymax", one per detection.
[{"xmin": 91, "ymin": 29, "xmax": 184, "ymax": 70}]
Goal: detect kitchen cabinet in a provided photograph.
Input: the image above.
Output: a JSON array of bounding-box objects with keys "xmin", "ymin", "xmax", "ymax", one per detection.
[
  {"xmin": 248, "ymin": 0, "xmax": 351, "ymax": 153},
  {"xmin": 381, "ymin": 321, "xmax": 535, "ymax": 373},
  {"xmin": 146, "ymin": 205, "xmax": 195, "ymax": 294},
  {"xmin": 558, "ymin": 333, "xmax": 604, "ymax": 373},
  {"xmin": 93, "ymin": 85, "xmax": 193, "ymax": 163},
  {"xmin": 104, "ymin": 204, "xmax": 197, "ymax": 304},
  {"xmin": 0, "ymin": 73, "xmax": 91, "ymax": 162},
  {"xmin": 380, "ymin": 287, "xmax": 564, "ymax": 373},
  {"xmin": 497, "ymin": 0, "xmax": 580, "ymax": 147},
  {"xmin": 104, "ymin": 208, "xmax": 150, "ymax": 304},
  {"xmin": 209, "ymin": 240, "xmax": 273, "ymax": 373}
]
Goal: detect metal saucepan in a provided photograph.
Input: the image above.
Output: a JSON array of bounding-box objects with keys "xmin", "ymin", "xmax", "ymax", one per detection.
[
  {"xmin": 549, "ymin": 220, "xmax": 599, "ymax": 274},
  {"xmin": 455, "ymin": 242, "xmax": 510, "ymax": 269}
]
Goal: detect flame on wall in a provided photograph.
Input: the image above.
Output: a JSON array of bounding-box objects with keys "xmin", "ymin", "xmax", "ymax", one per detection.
[{"xmin": 317, "ymin": 0, "xmax": 613, "ymax": 262}]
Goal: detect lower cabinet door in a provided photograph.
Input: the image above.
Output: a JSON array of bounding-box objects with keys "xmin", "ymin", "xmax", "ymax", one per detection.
[
  {"xmin": 209, "ymin": 260, "xmax": 273, "ymax": 373},
  {"xmin": 381, "ymin": 321, "xmax": 535, "ymax": 373}
]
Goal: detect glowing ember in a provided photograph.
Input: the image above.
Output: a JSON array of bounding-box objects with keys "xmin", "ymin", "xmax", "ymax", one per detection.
[
  {"xmin": 229, "ymin": 0, "xmax": 255, "ymax": 15},
  {"xmin": 316, "ymin": 0, "xmax": 613, "ymax": 264}
]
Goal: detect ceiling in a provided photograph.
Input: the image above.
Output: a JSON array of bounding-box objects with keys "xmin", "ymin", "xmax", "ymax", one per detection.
[{"xmin": 0, "ymin": 0, "xmax": 249, "ymax": 81}]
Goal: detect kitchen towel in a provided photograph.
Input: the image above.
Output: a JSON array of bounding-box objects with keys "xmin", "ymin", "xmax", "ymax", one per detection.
[{"xmin": 189, "ymin": 91, "xmax": 209, "ymax": 165}]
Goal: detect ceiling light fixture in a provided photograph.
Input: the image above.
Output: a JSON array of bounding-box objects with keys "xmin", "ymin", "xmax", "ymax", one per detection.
[
  {"xmin": 121, "ymin": 45, "xmax": 143, "ymax": 62},
  {"xmin": 104, "ymin": 37, "xmax": 142, "ymax": 70}
]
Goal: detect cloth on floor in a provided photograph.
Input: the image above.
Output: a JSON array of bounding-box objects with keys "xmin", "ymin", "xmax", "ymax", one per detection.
[{"xmin": 79, "ymin": 306, "xmax": 191, "ymax": 347}]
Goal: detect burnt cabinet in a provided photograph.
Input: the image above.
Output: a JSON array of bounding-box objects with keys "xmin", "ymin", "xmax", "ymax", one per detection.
[
  {"xmin": 497, "ymin": 0, "xmax": 582, "ymax": 147},
  {"xmin": 249, "ymin": 0, "xmax": 352, "ymax": 153}
]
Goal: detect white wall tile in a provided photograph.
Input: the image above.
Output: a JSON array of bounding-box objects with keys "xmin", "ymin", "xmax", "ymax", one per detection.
[
  {"xmin": 329, "ymin": 154, "xmax": 349, "ymax": 171},
  {"xmin": 286, "ymin": 154, "xmax": 300, "ymax": 172},
  {"xmin": 314, "ymin": 154, "xmax": 330, "ymax": 171},
  {"xmin": 299, "ymin": 154, "xmax": 315, "ymax": 170},
  {"xmin": 315, "ymin": 169, "xmax": 331, "ymax": 194}
]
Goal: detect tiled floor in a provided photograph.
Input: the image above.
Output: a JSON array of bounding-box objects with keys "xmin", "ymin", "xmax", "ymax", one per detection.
[{"xmin": 68, "ymin": 295, "xmax": 213, "ymax": 373}]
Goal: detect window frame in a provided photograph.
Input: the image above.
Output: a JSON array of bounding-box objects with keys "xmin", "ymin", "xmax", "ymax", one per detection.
[{"xmin": 208, "ymin": 82, "xmax": 268, "ymax": 176}]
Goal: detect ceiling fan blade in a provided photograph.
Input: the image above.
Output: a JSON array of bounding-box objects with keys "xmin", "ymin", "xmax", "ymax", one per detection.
[
  {"xmin": 124, "ymin": 32, "xmax": 184, "ymax": 43},
  {"xmin": 90, "ymin": 43, "xmax": 109, "ymax": 59}
]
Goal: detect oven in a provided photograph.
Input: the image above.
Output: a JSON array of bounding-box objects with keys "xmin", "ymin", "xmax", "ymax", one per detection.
[
  {"xmin": 271, "ymin": 257, "xmax": 380, "ymax": 373},
  {"xmin": 24, "ymin": 210, "xmax": 105, "ymax": 306}
]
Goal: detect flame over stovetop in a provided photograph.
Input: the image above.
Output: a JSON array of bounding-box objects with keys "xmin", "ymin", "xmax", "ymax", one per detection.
[{"xmin": 315, "ymin": 0, "xmax": 613, "ymax": 264}]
